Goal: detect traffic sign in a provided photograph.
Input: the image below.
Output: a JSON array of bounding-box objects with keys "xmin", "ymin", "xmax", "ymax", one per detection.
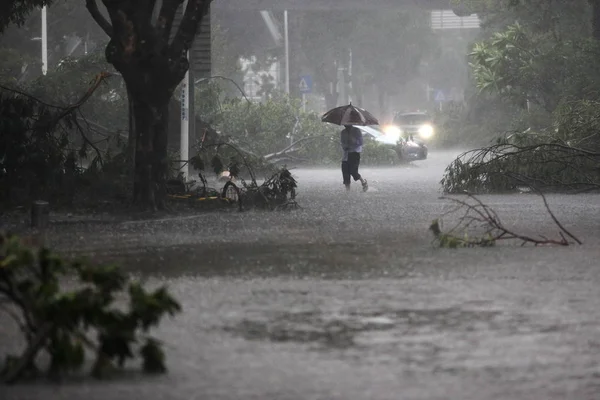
[
  {"xmin": 434, "ymin": 90, "xmax": 446, "ymax": 102},
  {"xmin": 299, "ymin": 75, "xmax": 313, "ymax": 93}
]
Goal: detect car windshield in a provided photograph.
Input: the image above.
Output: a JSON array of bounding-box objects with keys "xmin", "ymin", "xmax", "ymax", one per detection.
[{"xmin": 394, "ymin": 114, "xmax": 431, "ymax": 125}]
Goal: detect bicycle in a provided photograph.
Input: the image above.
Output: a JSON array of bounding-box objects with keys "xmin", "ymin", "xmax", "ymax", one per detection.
[{"xmin": 166, "ymin": 161, "xmax": 244, "ymax": 212}]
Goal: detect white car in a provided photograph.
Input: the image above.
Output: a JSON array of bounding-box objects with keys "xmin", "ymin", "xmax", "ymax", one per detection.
[
  {"xmin": 354, "ymin": 125, "xmax": 428, "ymax": 161},
  {"xmin": 353, "ymin": 125, "xmax": 400, "ymax": 145},
  {"xmin": 381, "ymin": 111, "xmax": 435, "ymax": 141}
]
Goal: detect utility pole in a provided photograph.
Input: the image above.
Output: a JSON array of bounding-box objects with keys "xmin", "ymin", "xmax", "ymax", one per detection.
[
  {"xmin": 41, "ymin": 6, "xmax": 48, "ymax": 75},
  {"xmin": 337, "ymin": 64, "xmax": 345, "ymax": 105},
  {"xmin": 348, "ymin": 48, "xmax": 353, "ymax": 103},
  {"xmin": 284, "ymin": 10, "xmax": 290, "ymax": 94},
  {"xmin": 180, "ymin": 0, "xmax": 190, "ymax": 181}
]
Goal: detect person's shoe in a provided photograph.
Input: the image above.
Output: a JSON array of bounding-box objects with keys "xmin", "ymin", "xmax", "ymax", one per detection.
[{"xmin": 361, "ymin": 179, "xmax": 369, "ymax": 192}]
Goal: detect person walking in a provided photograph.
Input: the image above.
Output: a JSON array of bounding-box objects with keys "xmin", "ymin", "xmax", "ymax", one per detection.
[{"xmin": 341, "ymin": 125, "xmax": 368, "ymax": 192}]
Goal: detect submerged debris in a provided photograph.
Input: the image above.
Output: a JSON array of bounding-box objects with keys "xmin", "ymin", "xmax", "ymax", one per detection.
[
  {"xmin": 167, "ymin": 143, "xmax": 299, "ymax": 212},
  {"xmin": 431, "ymin": 192, "xmax": 582, "ymax": 248}
]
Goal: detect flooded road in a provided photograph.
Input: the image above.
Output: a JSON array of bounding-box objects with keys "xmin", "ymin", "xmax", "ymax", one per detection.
[{"xmin": 2, "ymin": 150, "xmax": 600, "ymax": 399}]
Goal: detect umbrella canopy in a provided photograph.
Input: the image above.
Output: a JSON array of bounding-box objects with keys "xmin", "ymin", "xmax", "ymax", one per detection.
[{"xmin": 321, "ymin": 103, "xmax": 379, "ymax": 126}]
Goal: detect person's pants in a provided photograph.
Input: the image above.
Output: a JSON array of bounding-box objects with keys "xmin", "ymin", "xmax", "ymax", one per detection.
[{"xmin": 342, "ymin": 152, "xmax": 362, "ymax": 185}]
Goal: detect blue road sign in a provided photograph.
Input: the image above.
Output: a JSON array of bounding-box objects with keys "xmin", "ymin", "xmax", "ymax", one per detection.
[
  {"xmin": 299, "ymin": 75, "xmax": 313, "ymax": 93},
  {"xmin": 434, "ymin": 90, "xmax": 446, "ymax": 102}
]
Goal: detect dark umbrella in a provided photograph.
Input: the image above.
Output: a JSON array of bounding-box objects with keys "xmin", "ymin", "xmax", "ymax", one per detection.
[{"xmin": 321, "ymin": 103, "xmax": 379, "ymax": 126}]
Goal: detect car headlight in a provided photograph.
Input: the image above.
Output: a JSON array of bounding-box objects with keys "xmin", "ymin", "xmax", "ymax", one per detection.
[
  {"xmin": 382, "ymin": 125, "xmax": 402, "ymax": 136},
  {"xmin": 418, "ymin": 124, "xmax": 434, "ymax": 139}
]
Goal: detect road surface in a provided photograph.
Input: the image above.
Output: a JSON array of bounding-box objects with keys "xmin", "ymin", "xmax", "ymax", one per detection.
[{"xmin": 1, "ymin": 150, "xmax": 600, "ymax": 400}]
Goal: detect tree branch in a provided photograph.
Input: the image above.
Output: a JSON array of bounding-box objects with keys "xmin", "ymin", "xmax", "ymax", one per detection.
[
  {"xmin": 433, "ymin": 193, "xmax": 581, "ymax": 247},
  {"xmin": 195, "ymin": 75, "xmax": 252, "ymax": 107},
  {"xmin": 74, "ymin": 110, "xmax": 105, "ymax": 167},
  {"xmin": 86, "ymin": 0, "xmax": 113, "ymax": 37},
  {"xmin": 170, "ymin": 0, "xmax": 212, "ymax": 60},
  {"xmin": 75, "ymin": 116, "xmax": 128, "ymax": 139},
  {"xmin": 158, "ymin": 0, "xmax": 182, "ymax": 41},
  {"xmin": 263, "ymin": 135, "xmax": 327, "ymax": 161}
]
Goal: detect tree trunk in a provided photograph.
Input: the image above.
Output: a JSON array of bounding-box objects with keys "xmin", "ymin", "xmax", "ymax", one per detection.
[
  {"xmin": 86, "ymin": 0, "xmax": 212, "ymax": 211},
  {"xmin": 129, "ymin": 93, "xmax": 170, "ymax": 211},
  {"xmin": 591, "ymin": 0, "xmax": 600, "ymax": 40},
  {"xmin": 126, "ymin": 85, "xmax": 137, "ymax": 199}
]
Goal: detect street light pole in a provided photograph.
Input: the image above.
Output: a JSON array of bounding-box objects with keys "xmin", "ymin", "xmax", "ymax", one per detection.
[
  {"xmin": 348, "ymin": 48, "xmax": 352, "ymax": 103},
  {"xmin": 41, "ymin": 6, "xmax": 48, "ymax": 75},
  {"xmin": 284, "ymin": 10, "xmax": 290, "ymax": 94},
  {"xmin": 180, "ymin": 0, "xmax": 190, "ymax": 181}
]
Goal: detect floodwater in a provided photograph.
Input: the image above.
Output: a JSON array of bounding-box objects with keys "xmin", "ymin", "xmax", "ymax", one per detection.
[{"xmin": 1, "ymin": 150, "xmax": 600, "ymax": 400}]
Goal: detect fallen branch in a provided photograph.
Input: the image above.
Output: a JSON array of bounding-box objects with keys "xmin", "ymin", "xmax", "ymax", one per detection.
[
  {"xmin": 430, "ymin": 192, "xmax": 581, "ymax": 247},
  {"xmin": 263, "ymin": 135, "xmax": 327, "ymax": 161},
  {"xmin": 75, "ymin": 116, "xmax": 127, "ymax": 139},
  {"xmin": 441, "ymin": 141, "xmax": 600, "ymax": 194},
  {"xmin": 195, "ymin": 75, "xmax": 252, "ymax": 108},
  {"xmin": 0, "ymin": 72, "xmax": 114, "ymax": 134}
]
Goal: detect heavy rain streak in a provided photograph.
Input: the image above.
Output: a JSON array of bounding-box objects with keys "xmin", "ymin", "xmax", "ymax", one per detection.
[{"xmin": 1, "ymin": 0, "xmax": 600, "ymax": 399}]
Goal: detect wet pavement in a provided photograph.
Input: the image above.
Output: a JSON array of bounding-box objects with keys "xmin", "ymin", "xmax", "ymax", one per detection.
[{"xmin": 2, "ymin": 150, "xmax": 600, "ymax": 399}]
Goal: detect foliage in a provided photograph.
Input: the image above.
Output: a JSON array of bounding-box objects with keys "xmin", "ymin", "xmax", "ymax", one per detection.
[
  {"xmin": 0, "ymin": 71, "xmax": 127, "ymax": 208},
  {"xmin": 441, "ymin": 139, "xmax": 600, "ymax": 194},
  {"xmin": 470, "ymin": 23, "xmax": 600, "ymax": 113},
  {"xmin": 475, "ymin": 0, "xmax": 591, "ymax": 39},
  {"xmin": 443, "ymin": 22, "xmax": 600, "ymax": 193},
  {"xmin": 203, "ymin": 92, "xmax": 401, "ymax": 166},
  {"xmin": 26, "ymin": 48, "xmax": 128, "ymax": 152},
  {"xmin": 361, "ymin": 140, "xmax": 401, "ymax": 166},
  {"xmin": 443, "ymin": 0, "xmax": 598, "ymax": 146},
  {"xmin": 0, "ymin": 233, "xmax": 181, "ymax": 383},
  {"xmin": 0, "ymin": 88, "xmax": 79, "ymax": 205},
  {"xmin": 0, "ymin": 0, "xmax": 110, "ymax": 86},
  {"xmin": 553, "ymin": 99, "xmax": 600, "ymax": 150},
  {"xmin": 0, "ymin": 0, "xmax": 53, "ymax": 33},
  {"xmin": 0, "ymin": 48, "xmax": 40, "ymax": 85},
  {"xmin": 183, "ymin": 144, "xmax": 299, "ymax": 211},
  {"xmin": 209, "ymin": 93, "xmax": 333, "ymax": 164},
  {"xmin": 84, "ymin": 0, "xmax": 213, "ymax": 211},
  {"xmin": 241, "ymin": 167, "xmax": 299, "ymax": 211}
]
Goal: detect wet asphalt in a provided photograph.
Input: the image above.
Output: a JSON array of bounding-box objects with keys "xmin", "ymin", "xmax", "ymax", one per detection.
[{"xmin": 1, "ymin": 150, "xmax": 600, "ymax": 400}]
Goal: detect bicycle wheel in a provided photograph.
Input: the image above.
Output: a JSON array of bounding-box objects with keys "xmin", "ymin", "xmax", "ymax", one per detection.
[{"xmin": 222, "ymin": 181, "xmax": 243, "ymax": 211}]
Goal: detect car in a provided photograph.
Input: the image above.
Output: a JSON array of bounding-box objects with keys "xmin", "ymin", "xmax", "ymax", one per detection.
[
  {"xmin": 353, "ymin": 125, "xmax": 428, "ymax": 161},
  {"xmin": 381, "ymin": 111, "xmax": 435, "ymax": 141},
  {"xmin": 380, "ymin": 111, "xmax": 434, "ymax": 161},
  {"xmin": 397, "ymin": 136, "xmax": 428, "ymax": 161}
]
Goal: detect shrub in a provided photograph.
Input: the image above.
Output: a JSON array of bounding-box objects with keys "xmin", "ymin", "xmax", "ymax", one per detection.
[{"xmin": 0, "ymin": 233, "xmax": 181, "ymax": 383}]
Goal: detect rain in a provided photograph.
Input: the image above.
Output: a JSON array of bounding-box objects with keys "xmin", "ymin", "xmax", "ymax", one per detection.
[{"xmin": 1, "ymin": 1, "xmax": 600, "ymax": 399}]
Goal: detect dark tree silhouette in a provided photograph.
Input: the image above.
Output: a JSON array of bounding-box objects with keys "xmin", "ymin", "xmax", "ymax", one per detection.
[
  {"xmin": 591, "ymin": 0, "xmax": 600, "ymax": 40},
  {"xmin": 86, "ymin": 0, "xmax": 212, "ymax": 210},
  {"xmin": 0, "ymin": 0, "xmax": 53, "ymax": 33}
]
